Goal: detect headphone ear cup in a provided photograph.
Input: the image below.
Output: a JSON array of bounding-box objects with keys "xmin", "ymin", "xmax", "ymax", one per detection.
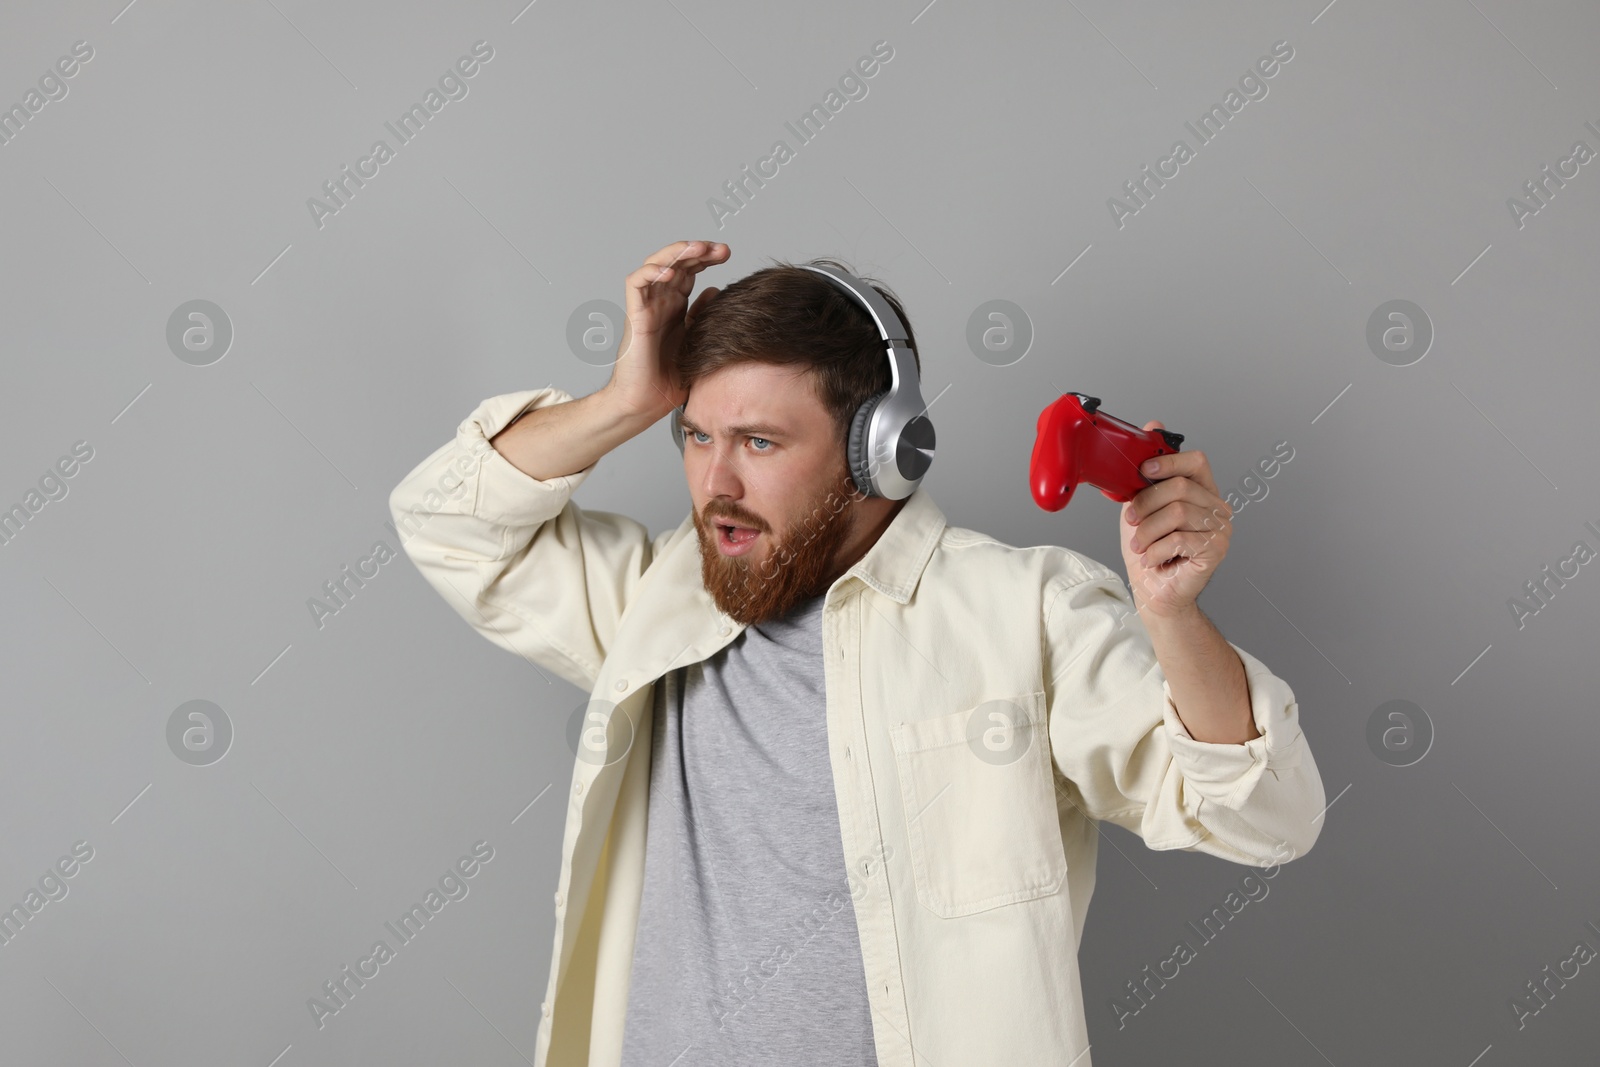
[{"xmin": 847, "ymin": 392, "xmax": 886, "ymax": 497}]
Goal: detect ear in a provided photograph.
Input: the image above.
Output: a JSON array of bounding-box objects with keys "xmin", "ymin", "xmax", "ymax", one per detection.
[{"xmin": 685, "ymin": 286, "xmax": 721, "ymax": 329}]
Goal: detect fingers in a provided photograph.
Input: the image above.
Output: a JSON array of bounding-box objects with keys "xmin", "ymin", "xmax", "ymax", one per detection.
[
  {"xmin": 642, "ymin": 240, "xmax": 730, "ymax": 279},
  {"xmin": 1128, "ymin": 499, "xmax": 1231, "ymax": 554},
  {"xmin": 626, "ymin": 242, "xmax": 730, "ymax": 312},
  {"xmin": 1126, "ymin": 474, "xmax": 1224, "ymax": 525},
  {"xmin": 1130, "ymin": 529, "xmax": 1220, "ymax": 570},
  {"xmin": 625, "ymin": 260, "xmax": 681, "ymax": 294},
  {"xmin": 1164, "ymin": 451, "xmax": 1218, "ymax": 497},
  {"xmin": 1142, "ymin": 448, "xmax": 1219, "ymax": 497}
]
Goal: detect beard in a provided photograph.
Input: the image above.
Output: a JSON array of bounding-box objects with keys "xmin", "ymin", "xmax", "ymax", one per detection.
[{"xmin": 693, "ymin": 463, "xmax": 862, "ymax": 628}]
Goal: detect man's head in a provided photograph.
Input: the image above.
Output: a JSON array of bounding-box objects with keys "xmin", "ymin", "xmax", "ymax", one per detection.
[{"xmin": 677, "ymin": 258, "xmax": 922, "ymax": 627}]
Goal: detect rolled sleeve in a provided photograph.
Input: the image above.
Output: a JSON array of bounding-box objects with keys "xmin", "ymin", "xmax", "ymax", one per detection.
[
  {"xmin": 1159, "ymin": 642, "xmax": 1307, "ymax": 812},
  {"xmin": 389, "ymin": 387, "xmax": 663, "ymax": 693},
  {"xmin": 1044, "ymin": 557, "xmax": 1326, "ymax": 866},
  {"xmin": 455, "ymin": 388, "xmax": 595, "ymax": 526}
]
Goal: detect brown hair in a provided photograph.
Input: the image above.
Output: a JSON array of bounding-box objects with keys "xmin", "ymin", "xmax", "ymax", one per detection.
[{"xmin": 678, "ymin": 257, "xmax": 920, "ymax": 448}]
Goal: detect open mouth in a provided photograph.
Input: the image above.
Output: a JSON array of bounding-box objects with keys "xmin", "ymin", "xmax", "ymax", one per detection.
[{"xmin": 715, "ymin": 522, "xmax": 762, "ymax": 554}]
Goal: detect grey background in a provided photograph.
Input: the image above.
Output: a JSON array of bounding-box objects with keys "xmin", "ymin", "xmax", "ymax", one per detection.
[{"xmin": 2, "ymin": 0, "xmax": 1596, "ymax": 1063}]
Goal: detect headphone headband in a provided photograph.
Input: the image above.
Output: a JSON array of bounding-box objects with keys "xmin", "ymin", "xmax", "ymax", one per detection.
[{"xmin": 798, "ymin": 263, "xmax": 910, "ymax": 343}]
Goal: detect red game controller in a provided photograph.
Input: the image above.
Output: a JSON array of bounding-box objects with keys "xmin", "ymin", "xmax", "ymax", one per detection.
[{"xmin": 1030, "ymin": 392, "xmax": 1185, "ymax": 510}]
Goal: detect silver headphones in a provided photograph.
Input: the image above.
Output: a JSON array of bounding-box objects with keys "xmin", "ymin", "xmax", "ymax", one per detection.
[{"xmin": 669, "ymin": 262, "xmax": 936, "ymax": 500}]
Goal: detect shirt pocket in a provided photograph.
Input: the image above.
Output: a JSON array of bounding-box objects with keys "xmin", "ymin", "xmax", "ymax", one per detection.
[{"xmin": 889, "ymin": 690, "xmax": 1068, "ymax": 918}]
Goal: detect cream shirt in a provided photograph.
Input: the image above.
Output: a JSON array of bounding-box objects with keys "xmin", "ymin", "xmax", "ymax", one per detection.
[{"xmin": 388, "ymin": 387, "xmax": 1326, "ymax": 1066}]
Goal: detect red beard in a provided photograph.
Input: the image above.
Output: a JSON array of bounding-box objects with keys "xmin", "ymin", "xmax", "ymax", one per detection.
[{"xmin": 693, "ymin": 466, "xmax": 861, "ymax": 627}]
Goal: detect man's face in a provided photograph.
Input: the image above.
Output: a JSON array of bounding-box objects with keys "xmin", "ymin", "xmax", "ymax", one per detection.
[{"xmin": 682, "ymin": 362, "xmax": 865, "ymax": 627}]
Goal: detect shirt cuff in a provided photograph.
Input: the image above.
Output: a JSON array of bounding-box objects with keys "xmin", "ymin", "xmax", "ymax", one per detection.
[
  {"xmin": 1160, "ymin": 641, "xmax": 1307, "ymax": 811},
  {"xmin": 455, "ymin": 387, "xmax": 595, "ymax": 525}
]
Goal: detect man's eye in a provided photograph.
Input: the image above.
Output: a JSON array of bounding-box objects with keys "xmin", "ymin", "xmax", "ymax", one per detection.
[
  {"xmin": 749, "ymin": 437, "xmax": 771, "ymax": 451},
  {"xmin": 691, "ymin": 430, "xmax": 709, "ymax": 444}
]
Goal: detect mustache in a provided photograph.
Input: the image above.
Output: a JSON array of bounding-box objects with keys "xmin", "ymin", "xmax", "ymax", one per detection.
[
  {"xmin": 699, "ymin": 467, "xmax": 860, "ymax": 534},
  {"xmin": 701, "ymin": 504, "xmax": 767, "ymax": 531}
]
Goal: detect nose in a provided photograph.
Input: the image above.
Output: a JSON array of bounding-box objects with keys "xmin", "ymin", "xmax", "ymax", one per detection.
[{"xmin": 693, "ymin": 438, "xmax": 745, "ymax": 502}]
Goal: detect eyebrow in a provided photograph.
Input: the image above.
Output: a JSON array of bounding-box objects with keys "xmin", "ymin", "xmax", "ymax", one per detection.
[{"xmin": 677, "ymin": 414, "xmax": 789, "ymax": 439}]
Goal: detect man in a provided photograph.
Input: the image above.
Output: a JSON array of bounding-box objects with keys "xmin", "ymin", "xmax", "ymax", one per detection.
[{"xmin": 388, "ymin": 240, "xmax": 1325, "ymax": 1066}]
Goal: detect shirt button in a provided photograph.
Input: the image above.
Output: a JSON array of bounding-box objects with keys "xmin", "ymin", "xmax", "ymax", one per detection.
[
  {"xmin": 614, "ymin": 679, "xmax": 627, "ymax": 692},
  {"xmin": 844, "ymin": 747, "xmax": 852, "ymax": 760},
  {"xmin": 719, "ymin": 624, "xmax": 731, "ymax": 636},
  {"xmin": 573, "ymin": 780, "xmax": 584, "ymax": 796},
  {"xmin": 542, "ymin": 1000, "xmax": 552, "ymax": 1019},
  {"xmin": 554, "ymin": 890, "xmax": 565, "ymax": 909}
]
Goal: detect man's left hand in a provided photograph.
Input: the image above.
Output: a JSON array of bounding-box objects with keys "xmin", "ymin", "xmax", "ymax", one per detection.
[{"xmin": 1117, "ymin": 420, "xmax": 1233, "ymax": 619}]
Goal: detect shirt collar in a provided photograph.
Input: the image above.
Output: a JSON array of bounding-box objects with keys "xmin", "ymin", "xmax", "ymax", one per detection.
[{"xmin": 840, "ymin": 486, "xmax": 946, "ymax": 605}]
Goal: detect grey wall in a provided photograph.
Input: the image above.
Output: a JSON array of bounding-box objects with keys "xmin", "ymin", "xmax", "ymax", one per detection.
[{"xmin": 3, "ymin": 0, "xmax": 1597, "ymax": 1063}]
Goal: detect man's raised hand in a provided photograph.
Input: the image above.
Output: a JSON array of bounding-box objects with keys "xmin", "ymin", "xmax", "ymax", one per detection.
[{"xmin": 606, "ymin": 240, "xmax": 730, "ymax": 422}]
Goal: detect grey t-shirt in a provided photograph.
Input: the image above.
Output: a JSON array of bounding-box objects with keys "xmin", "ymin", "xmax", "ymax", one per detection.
[{"xmin": 618, "ymin": 591, "xmax": 879, "ymax": 1065}]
